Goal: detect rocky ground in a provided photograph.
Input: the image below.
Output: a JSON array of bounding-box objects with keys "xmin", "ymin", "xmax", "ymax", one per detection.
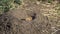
[{"xmin": 0, "ymin": 0, "xmax": 59, "ymax": 34}]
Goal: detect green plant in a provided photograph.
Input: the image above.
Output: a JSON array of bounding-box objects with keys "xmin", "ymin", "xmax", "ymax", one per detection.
[
  {"xmin": 14, "ymin": 0, "xmax": 21, "ymax": 5},
  {"xmin": 0, "ymin": 0, "xmax": 13, "ymax": 13},
  {"xmin": 48, "ymin": 0, "xmax": 52, "ymax": 3},
  {"xmin": 0, "ymin": 0, "xmax": 21, "ymax": 14}
]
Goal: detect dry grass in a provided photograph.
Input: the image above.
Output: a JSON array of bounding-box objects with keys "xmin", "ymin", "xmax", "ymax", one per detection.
[{"xmin": 0, "ymin": 0, "xmax": 59, "ymax": 34}]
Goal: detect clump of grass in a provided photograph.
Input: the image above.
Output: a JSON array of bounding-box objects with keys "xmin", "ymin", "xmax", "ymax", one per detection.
[
  {"xmin": 0, "ymin": 0, "xmax": 13, "ymax": 14},
  {"xmin": 41, "ymin": 0, "xmax": 54, "ymax": 3},
  {"xmin": 14, "ymin": 0, "xmax": 21, "ymax": 5},
  {"xmin": 55, "ymin": 4, "xmax": 60, "ymax": 16},
  {"xmin": 48, "ymin": 0, "xmax": 52, "ymax": 3},
  {"xmin": 0, "ymin": 0, "xmax": 22, "ymax": 14},
  {"xmin": 47, "ymin": 0, "xmax": 55, "ymax": 3}
]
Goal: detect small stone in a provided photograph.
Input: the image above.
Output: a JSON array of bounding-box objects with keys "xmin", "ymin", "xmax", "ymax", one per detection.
[{"xmin": 26, "ymin": 16, "xmax": 32, "ymax": 21}]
